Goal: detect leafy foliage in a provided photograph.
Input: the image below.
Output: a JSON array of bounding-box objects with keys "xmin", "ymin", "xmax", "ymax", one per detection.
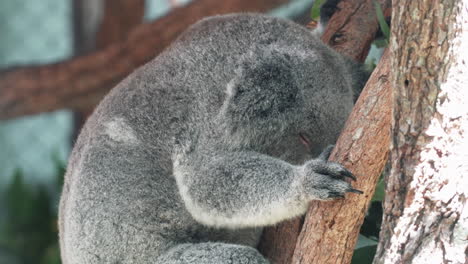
[
  {"xmin": 0, "ymin": 158, "xmax": 64, "ymax": 264},
  {"xmin": 373, "ymin": 0, "xmax": 390, "ymax": 42},
  {"xmin": 310, "ymin": 0, "xmax": 326, "ymax": 20}
]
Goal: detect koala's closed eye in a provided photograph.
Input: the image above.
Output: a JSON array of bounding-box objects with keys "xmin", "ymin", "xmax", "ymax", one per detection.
[{"xmin": 225, "ymin": 47, "xmax": 300, "ymax": 121}]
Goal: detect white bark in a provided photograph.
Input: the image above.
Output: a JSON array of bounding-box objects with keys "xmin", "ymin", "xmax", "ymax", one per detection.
[{"xmin": 376, "ymin": 1, "xmax": 468, "ymax": 263}]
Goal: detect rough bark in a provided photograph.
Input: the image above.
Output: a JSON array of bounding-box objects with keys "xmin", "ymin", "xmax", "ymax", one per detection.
[
  {"xmin": 292, "ymin": 50, "xmax": 391, "ymax": 264},
  {"xmin": 374, "ymin": 1, "xmax": 468, "ymax": 263},
  {"xmin": 258, "ymin": 1, "xmax": 391, "ymax": 263},
  {"xmin": 258, "ymin": 218, "xmax": 305, "ymax": 264},
  {"xmin": 0, "ymin": 0, "xmax": 288, "ymax": 120},
  {"xmin": 321, "ymin": 0, "xmax": 391, "ymax": 61}
]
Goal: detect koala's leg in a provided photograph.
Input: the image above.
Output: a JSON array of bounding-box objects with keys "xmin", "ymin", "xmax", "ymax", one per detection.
[
  {"xmin": 156, "ymin": 242, "xmax": 269, "ymax": 264},
  {"xmin": 174, "ymin": 150, "xmax": 356, "ymax": 228}
]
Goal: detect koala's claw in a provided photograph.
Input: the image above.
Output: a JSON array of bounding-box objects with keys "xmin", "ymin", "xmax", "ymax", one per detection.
[
  {"xmin": 303, "ymin": 158, "xmax": 362, "ymax": 200},
  {"xmin": 328, "ymin": 191, "xmax": 346, "ymax": 199},
  {"xmin": 317, "ymin": 145, "xmax": 356, "ymax": 181},
  {"xmin": 312, "ymin": 161, "xmax": 356, "ymax": 182},
  {"xmin": 347, "ymin": 188, "xmax": 364, "ymax": 194},
  {"xmin": 342, "ymin": 169, "xmax": 356, "ymax": 181}
]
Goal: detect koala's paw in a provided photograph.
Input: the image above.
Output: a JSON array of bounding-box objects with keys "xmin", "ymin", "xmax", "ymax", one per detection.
[{"xmin": 301, "ymin": 146, "xmax": 363, "ymax": 200}]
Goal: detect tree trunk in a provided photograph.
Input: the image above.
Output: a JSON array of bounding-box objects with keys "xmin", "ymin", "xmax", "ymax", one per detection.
[
  {"xmin": 72, "ymin": 0, "xmax": 104, "ymax": 55},
  {"xmin": 374, "ymin": 1, "xmax": 468, "ymax": 263},
  {"xmin": 0, "ymin": 0, "xmax": 288, "ymax": 120},
  {"xmin": 258, "ymin": 1, "xmax": 392, "ymax": 263},
  {"xmin": 71, "ymin": 0, "xmax": 105, "ymax": 142},
  {"xmin": 72, "ymin": 0, "xmax": 145, "ymax": 139}
]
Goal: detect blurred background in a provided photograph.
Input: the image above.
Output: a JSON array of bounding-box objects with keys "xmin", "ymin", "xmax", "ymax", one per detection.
[{"xmin": 0, "ymin": 0, "xmax": 383, "ymax": 263}]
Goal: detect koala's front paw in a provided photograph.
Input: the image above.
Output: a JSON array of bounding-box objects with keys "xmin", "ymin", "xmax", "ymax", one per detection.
[{"xmin": 301, "ymin": 146, "xmax": 363, "ymax": 200}]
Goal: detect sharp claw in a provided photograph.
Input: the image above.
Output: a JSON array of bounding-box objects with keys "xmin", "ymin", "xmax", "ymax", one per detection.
[
  {"xmin": 347, "ymin": 188, "xmax": 364, "ymax": 194},
  {"xmin": 342, "ymin": 170, "xmax": 356, "ymax": 181},
  {"xmin": 329, "ymin": 191, "xmax": 345, "ymax": 198}
]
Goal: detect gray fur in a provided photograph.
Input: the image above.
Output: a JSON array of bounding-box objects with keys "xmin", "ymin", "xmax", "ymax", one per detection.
[{"xmin": 59, "ymin": 13, "xmax": 365, "ymax": 264}]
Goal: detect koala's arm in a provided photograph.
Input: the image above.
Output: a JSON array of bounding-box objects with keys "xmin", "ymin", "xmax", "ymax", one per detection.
[{"xmin": 174, "ymin": 148, "xmax": 358, "ymax": 228}]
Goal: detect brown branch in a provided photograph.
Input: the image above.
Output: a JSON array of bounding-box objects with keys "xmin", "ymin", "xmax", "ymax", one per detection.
[
  {"xmin": 258, "ymin": 218, "xmax": 304, "ymax": 264},
  {"xmin": 96, "ymin": 0, "xmax": 145, "ymax": 49},
  {"xmin": 0, "ymin": 0, "xmax": 289, "ymax": 120},
  {"xmin": 258, "ymin": 1, "xmax": 391, "ymax": 263},
  {"xmin": 321, "ymin": 0, "xmax": 387, "ymax": 61},
  {"xmin": 292, "ymin": 50, "xmax": 391, "ymax": 264}
]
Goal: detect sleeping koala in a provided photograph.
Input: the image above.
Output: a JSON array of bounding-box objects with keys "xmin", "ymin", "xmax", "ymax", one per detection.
[{"xmin": 59, "ymin": 11, "xmax": 366, "ymax": 264}]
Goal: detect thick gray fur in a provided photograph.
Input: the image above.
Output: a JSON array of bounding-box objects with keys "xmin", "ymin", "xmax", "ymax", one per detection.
[{"xmin": 59, "ymin": 13, "xmax": 365, "ymax": 264}]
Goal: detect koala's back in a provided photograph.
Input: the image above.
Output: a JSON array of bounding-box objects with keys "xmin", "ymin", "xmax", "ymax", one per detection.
[{"xmin": 59, "ymin": 14, "xmax": 359, "ymax": 264}]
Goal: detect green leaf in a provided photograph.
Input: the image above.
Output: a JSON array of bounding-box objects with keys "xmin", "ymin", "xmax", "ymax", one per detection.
[
  {"xmin": 5, "ymin": 170, "xmax": 35, "ymax": 232},
  {"xmin": 41, "ymin": 243, "xmax": 62, "ymax": 264},
  {"xmin": 372, "ymin": 176, "xmax": 385, "ymax": 202},
  {"xmin": 373, "ymin": 0, "xmax": 390, "ymax": 41},
  {"xmin": 311, "ymin": 0, "xmax": 327, "ymax": 20},
  {"xmin": 1, "ymin": 169, "xmax": 62, "ymax": 264}
]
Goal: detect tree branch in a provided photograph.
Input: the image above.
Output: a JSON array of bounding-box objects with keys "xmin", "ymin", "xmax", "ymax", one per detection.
[
  {"xmin": 0, "ymin": 0, "xmax": 288, "ymax": 120},
  {"xmin": 292, "ymin": 49, "xmax": 391, "ymax": 264},
  {"xmin": 258, "ymin": 0, "xmax": 391, "ymax": 263},
  {"xmin": 321, "ymin": 0, "xmax": 390, "ymax": 61},
  {"xmin": 96, "ymin": 0, "xmax": 145, "ymax": 49}
]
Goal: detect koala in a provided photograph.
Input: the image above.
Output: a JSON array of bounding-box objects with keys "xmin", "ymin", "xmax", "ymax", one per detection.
[{"xmin": 59, "ymin": 11, "xmax": 366, "ymax": 264}]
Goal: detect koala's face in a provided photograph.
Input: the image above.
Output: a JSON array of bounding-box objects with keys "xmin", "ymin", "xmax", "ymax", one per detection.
[
  {"xmin": 223, "ymin": 79, "xmax": 329, "ymax": 165},
  {"xmin": 259, "ymin": 104, "xmax": 334, "ymax": 165},
  {"xmin": 221, "ymin": 45, "xmax": 351, "ymax": 164}
]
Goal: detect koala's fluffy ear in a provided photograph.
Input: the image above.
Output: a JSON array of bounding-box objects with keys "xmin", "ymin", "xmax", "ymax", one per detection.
[{"xmin": 223, "ymin": 47, "xmax": 300, "ymax": 122}]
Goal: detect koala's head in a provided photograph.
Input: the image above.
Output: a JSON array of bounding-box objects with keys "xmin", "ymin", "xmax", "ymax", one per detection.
[{"xmin": 219, "ymin": 45, "xmax": 354, "ymax": 164}]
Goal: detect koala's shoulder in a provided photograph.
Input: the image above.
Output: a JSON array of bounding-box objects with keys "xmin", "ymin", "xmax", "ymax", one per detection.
[{"xmin": 174, "ymin": 13, "xmax": 318, "ymax": 49}]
